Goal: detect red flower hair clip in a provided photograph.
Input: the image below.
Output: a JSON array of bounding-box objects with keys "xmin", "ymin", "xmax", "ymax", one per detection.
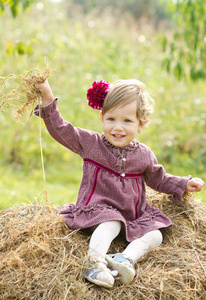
[{"xmin": 87, "ymin": 80, "xmax": 110, "ymax": 110}]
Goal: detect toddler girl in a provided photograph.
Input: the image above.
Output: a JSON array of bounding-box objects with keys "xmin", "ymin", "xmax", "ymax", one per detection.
[{"xmin": 34, "ymin": 79, "xmax": 204, "ymax": 289}]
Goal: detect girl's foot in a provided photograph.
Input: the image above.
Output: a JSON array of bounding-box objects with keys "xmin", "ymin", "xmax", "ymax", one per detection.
[
  {"xmin": 84, "ymin": 257, "xmax": 115, "ymax": 288},
  {"xmin": 106, "ymin": 253, "xmax": 135, "ymax": 284}
]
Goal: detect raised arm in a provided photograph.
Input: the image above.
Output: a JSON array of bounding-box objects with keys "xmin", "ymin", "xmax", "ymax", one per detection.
[{"xmin": 34, "ymin": 81, "xmax": 97, "ymax": 158}]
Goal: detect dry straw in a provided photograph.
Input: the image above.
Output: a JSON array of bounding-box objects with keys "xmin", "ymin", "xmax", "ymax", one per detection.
[
  {"xmin": 0, "ymin": 188, "xmax": 206, "ymax": 300},
  {"xmin": 0, "ymin": 67, "xmax": 51, "ymax": 120}
]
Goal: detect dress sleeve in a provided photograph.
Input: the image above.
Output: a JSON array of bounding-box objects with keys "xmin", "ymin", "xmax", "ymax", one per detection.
[
  {"xmin": 34, "ymin": 98, "xmax": 96, "ymax": 158},
  {"xmin": 143, "ymin": 148, "xmax": 192, "ymax": 203}
]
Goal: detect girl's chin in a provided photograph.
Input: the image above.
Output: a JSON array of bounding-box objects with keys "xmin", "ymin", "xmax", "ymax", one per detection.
[{"xmin": 108, "ymin": 137, "xmax": 130, "ymax": 147}]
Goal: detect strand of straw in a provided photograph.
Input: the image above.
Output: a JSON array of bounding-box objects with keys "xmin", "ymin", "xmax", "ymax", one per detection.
[
  {"xmin": 38, "ymin": 96, "xmax": 49, "ymax": 205},
  {"xmin": 38, "ymin": 96, "xmax": 56, "ymax": 217}
]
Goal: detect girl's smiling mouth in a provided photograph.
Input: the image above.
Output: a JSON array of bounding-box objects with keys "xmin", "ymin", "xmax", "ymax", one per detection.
[{"xmin": 112, "ymin": 134, "xmax": 126, "ymax": 139}]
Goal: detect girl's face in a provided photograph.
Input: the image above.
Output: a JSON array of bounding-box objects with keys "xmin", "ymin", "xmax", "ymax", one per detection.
[{"xmin": 100, "ymin": 100, "xmax": 142, "ymax": 148}]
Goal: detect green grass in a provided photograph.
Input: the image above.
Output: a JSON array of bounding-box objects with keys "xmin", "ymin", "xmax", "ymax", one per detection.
[
  {"xmin": 0, "ymin": 0, "xmax": 205, "ymax": 209},
  {"xmin": 0, "ymin": 160, "xmax": 81, "ymax": 210}
]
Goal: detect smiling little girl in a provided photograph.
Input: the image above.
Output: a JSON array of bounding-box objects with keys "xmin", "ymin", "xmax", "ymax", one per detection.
[{"xmin": 34, "ymin": 78, "xmax": 204, "ymax": 289}]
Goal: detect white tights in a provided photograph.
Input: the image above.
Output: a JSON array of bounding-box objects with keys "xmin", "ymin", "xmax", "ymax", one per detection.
[{"xmin": 88, "ymin": 220, "xmax": 163, "ymax": 263}]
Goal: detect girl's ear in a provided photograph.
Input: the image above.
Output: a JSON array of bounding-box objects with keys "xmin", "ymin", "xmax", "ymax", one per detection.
[
  {"xmin": 100, "ymin": 112, "xmax": 103, "ymax": 123},
  {"xmin": 138, "ymin": 122, "xmax": 144, "ymax": 134}
]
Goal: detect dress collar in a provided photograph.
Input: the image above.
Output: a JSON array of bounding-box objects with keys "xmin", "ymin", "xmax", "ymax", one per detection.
[{"xmin": 101, "ymin": 134, "xmax": 138, "ymax": 151}]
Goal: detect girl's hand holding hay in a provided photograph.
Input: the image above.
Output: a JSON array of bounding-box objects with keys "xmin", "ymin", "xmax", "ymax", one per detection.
[{"xmin": 36, "ymin": 80, "xmax": 54, "ymax": 107}]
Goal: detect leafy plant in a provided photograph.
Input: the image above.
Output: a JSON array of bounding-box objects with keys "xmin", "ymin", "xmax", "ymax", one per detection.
[
  {"xmin": 0, "ymin": 0, "xmax": 33, "ymax": 17},
  {"xmin": 0, "ymin": 0, "xmax": 35, "ymax": 55},
  {"xmin": 162, "ymin": 0, "xmax": 206, "ymax": 80}
]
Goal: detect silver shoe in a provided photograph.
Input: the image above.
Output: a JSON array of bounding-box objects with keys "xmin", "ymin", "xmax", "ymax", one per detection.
[
  {"xmin": 106, "ymin": 253, "xmax": 135, "ymax": 284},
  {"xmin": 83, "ymin": 258, "xmax": 114, "ymax": 288}
]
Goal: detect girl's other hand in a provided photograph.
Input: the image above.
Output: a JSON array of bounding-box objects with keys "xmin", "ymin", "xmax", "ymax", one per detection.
[
  {"xmin": 37, "ymin": 80, "xmax": 54, "ymax": 106},
  {"xmin": 186, "ymin": 178, "xmax": 205, "ymax": 192}
]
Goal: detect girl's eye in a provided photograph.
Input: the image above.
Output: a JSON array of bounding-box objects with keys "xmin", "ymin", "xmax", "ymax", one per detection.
[
  {"xmin": 124, "ymin": 119, "xmax": 131, "ymax": 123},
  {"xmin": 108, "ymin": 117, "xmax": 115, "ymax": 121}
]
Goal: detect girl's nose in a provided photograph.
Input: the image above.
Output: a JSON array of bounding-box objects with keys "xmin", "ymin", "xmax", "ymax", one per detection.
[{"xmin": 114, "ymin": 122, "xmax": 123, "ymax": 131}]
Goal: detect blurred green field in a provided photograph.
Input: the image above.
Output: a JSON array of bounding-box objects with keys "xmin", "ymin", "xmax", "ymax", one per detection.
[{"xmin": 0, "ymin": 0, "xmax": 205, "ymax": 209}]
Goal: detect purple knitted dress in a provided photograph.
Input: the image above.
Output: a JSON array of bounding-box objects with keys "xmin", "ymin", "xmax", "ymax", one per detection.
[{"xmin": 34, "ymin": 99, "xmax": 190, "ymax": 242}]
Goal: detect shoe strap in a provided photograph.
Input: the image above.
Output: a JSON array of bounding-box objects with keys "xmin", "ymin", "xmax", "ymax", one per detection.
[
  {"xmin": 108, "ymin": 253, "xmax": 134, "ymax": 266},
  {"xmin": 84, "ymin": 267, "xmax": 102, "ymax": 280},
  {"xmin": 84, "ymin": 257, "xmax": 113, "ymax": 276}
]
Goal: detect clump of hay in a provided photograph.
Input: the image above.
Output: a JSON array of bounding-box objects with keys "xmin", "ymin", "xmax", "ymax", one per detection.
[
  {"xmin": 0, "ymin": 189, "xmax": 206, "ymax": 299},
  {"xmin": 0, "ymin": 67, "xmax": 51, "ymax": 120}
]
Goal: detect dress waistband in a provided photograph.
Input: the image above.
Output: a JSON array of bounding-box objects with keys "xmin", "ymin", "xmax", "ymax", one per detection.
[{"xmin": 84, "ymin": 158, "xmax": 143, "ymax": 179}]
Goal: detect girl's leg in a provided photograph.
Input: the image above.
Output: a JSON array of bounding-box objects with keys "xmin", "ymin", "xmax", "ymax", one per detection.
[
  {"xmin": 86, "ymin": 220, "xmax": 121, "ymax": 286},
  {"xmin": 88, "ymin": 220, "xmax": 121, "ymax": 259},
  {"xmin": 122, "ymin": 229, "xmax": 163, "ymax": 263}
]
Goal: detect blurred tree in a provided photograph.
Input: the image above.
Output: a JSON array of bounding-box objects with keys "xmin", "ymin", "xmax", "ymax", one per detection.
[
  {"xmin": 70, "ymin": 0, "xmax": 168, "ymax": 22},
  {"xmin": 162, "ymin": 0, "xmax": 206, "ymax": 81},
  {"xmin": 0, "ymin": 0, "xmax": 35, "ymax": 55},
  {"xmin": 0, "ymin": 0, "xmax": 33, "ymax": 18}
]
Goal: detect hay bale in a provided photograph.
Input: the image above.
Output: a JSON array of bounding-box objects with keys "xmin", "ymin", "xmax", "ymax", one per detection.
[{"xmin": 0, "ymin": 189, "xmax": 206, "ymax": 300}]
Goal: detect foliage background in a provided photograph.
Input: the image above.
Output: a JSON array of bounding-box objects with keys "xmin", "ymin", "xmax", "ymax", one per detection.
[{"xmin": 0, "ymin": 0, "xmax": 205, "ymax": 209}]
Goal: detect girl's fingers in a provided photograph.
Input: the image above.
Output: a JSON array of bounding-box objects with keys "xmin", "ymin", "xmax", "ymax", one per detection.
[{"xmin": 187, "ymin": 178, "xmax": 205, "ymax": 192}]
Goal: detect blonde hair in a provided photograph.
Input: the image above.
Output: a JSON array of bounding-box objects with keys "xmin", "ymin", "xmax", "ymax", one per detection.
[{"xmin": 102, "ymin": 79, "xmax": 154, "ymax": 126}]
